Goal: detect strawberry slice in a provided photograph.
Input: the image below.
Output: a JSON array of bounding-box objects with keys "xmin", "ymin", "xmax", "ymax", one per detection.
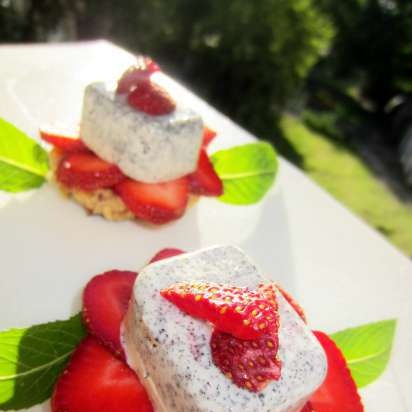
[
  {"xmin": 117, "ymin": 57, "xmax": 160, "ymax": 94},
  {"xmin": 149, "ymin": 248, "xmax": 185, "ymax": 263},
  {"xmin": 309, "ymin": 331, "xmax": 364, "ymax": 412},
  {"xmin": 202, "ymin": 126, "xmax": 217, "ymax": 148},
  {"xmin": 57, "ymin": 152, "xmax": 126, "ymax": 191},
  {"xmin": 40, "ymin": 126, "xmax": 88, "ymax": 152},
  {"xmin": 115, "ymin": 177, "xmax": 189, "ymax": 225},
  {"xmin": 51, "ymin": 336, "xmax": 153, "ymax": 412},
  {"xmin": 160, "ymin": 281, "xmax": 279, "ymax": 340},
  {"xmin": 188, "ymin": 150, "xmax": 223, "ymax": 196},
  {"xmin": 144, "ymin": 57, "xmax": 161, "ymax": 73},
  {"xmin": 83, "ymin": 270, "xmax": 137, "ymax": 357},
  {"xmin": 127, "ymin": 79, "xmax": 176, "ymax": 115},
  {"xmin": 300, "ymin": 403, "xmax": 315, "ymax": 411},
  {"xmin": 259, "ymin": 283, "xmax": 306, "ymax": 323},
  {"xmin": 211, "ymin": 328, "xmax": 281, "ymax": 392}
]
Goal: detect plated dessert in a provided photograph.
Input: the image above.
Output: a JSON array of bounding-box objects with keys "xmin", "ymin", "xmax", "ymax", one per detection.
[
  {"xmin": 40, "ymin": 57, "xmax": 226, "ymax": 224},
  {"xmin": 0, "ymin": 246, "xmax": 375, "ymax": 412},
  {"xmin": 0, "ymin": 55, "xmax": 278, "ymax": 224}
]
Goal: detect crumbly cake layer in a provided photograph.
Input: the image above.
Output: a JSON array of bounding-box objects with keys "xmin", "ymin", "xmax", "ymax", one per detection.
[{"xmin": 49, "ymin": 149, "xmax": 134, "ymax": 221}]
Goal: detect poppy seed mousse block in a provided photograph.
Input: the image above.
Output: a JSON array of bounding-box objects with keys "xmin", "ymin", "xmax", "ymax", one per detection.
[
  {"xmin": 122, "ymin": 246, "xmax": 327, "ymax": 412},
  {"xmin": 80, "ymin": 82, "xmax": 204, "ymax": 183}
]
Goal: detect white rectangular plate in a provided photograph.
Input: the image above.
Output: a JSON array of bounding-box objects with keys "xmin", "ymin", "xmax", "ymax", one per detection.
[{"xmin": 0, "ymin": 41, "xmax": 411, "ymax": 412}]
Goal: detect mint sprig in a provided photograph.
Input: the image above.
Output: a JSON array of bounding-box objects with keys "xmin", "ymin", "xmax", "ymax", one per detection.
[
  {"xmin": 0, "ymin": 118, "xmax": 49, "ymax": 193},
  {"xmin": 0, "ymin": 314, "xmax": 85, "ymax": 410},
  {"xmin": 331, "ymin": 319, "xmax": 397, "ymax": 388},
  {"xmin": 211, "ymin": 142, "xmax": 278, "ymax": 205}
]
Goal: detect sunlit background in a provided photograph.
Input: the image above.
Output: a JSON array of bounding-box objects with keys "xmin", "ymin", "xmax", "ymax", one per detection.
[{"xmin": 1, "ymin": 0, "xmax": 412, "ymax": 256}]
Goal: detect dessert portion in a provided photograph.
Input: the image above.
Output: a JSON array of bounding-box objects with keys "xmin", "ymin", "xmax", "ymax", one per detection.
[
  {"xmin": 0, "ymin": 246, "xmax": 366, "ymax": 412},
  {"xmin": 122, "ymin": 246, "xmax": 327, "ymax": 412},
  {"xmin": 41, "ymin": 57, "xmax": 223, "ymax": 225},
  {"xmin": 81, "ymin": 82, "xmax": 203, "ymax": 183}
]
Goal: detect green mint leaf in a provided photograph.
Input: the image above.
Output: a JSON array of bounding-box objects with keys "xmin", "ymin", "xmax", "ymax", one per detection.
[
  {"xmin": 331, "ymin": 319, "xmax": 397, "ymax": 388},
  {"xmin": 0, "ymin": 117, "xmax": 49, "ymax": 193},
  {"xmin": 0, "ymin": 314, "xmax": 86, "ymax": 410},
  {"xmin": 211, "ymin": 142, "xmax": 278, "ymax": 205}
]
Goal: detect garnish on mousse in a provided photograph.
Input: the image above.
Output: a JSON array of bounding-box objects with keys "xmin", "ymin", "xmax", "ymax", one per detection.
[
  {"xmin": 160, "ymin": 281, "xmax": 280, "ymax": 340},
  {"xmin": 1, "ymin": 246, "xmax": 395, "ymax": 412}
]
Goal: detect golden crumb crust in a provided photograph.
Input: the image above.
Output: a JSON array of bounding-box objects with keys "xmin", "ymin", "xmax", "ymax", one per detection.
[{"xmin": 49, "ymin": 149, "xmax": 134, "ymax": 221}]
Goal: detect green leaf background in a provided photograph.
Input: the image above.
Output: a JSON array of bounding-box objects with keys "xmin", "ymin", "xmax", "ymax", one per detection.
[
  {"xmin": 0, "ymin": 314, "xmax": 85, "ymax": 410},
  {"xmin": 331, "ymin": 319, "xmax": 397, "ymax": 388},
  {"xmin": 0, "ymin": 118, "xmax": 49, "ymax": 193},
  {"xmin": 211, "ymin": 142, "xmax": 278, "ymax": 205}
]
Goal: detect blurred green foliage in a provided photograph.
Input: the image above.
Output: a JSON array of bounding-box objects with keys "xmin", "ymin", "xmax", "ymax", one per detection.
[
  {"xmin": 314, "ymin": 0, "xmax": 412, "ymax": 117},
  {"xmin": 280, "ymin": 114, "xmax": 412, "ymax": 256},
  {"xmin": 1, "ymin": 0, "xmax": 412, "ymax": 139},
  {"xmin": 0, "ymin": 0, "xmax": 333, "ymax": 137}
]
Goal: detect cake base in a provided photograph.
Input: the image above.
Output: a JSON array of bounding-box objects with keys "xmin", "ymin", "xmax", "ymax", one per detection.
[{"xmin": 49, "ymin": 149, "xmax": 134, "ymax": 221}]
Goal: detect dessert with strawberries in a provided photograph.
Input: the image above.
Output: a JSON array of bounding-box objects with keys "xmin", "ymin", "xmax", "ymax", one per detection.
[
  {"xmin": 0, "ymin": 246, "xmax": 366, "ymax": 412},
  {"xmin": 122, "ymin": 245, "xmax": 327, "ymax": 412},
  {"xmin": 46, "ymin": 245, "xmax": 364, "ymax": 412},
  {"xmin": 41, "ymin": 57, "xmax": 223, "ymax": 225}
]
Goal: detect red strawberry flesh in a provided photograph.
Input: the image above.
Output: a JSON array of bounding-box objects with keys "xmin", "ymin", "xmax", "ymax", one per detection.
[
  {"xmin": 202, "ymin": 126, "xmax": 217, "ymax": 148},
  {"xmin": 211, "ymin": 328, "xmax": 281, "ymax": 392},
  {"xmin": 160, "ymin": 281, "xmax": 279, "ymax": 340},
  {"xmin": 51, "ymin": 336, "xmax": 153, "ymax": 412},
  {"xmin": 40, "ymin": 126, "xmax": 88, "ymax": 152},
  {"xmin": 188, "ymin": 149, "xmax": 223, "ymax": 196},
  {"xmin": 115, "ymin": 177, "xmax": 189, "ymax": 224},
  {"xmin": 259, "ymin": 283, "xmax": 307, "ymax": 323},
  {"xmin": 127, "ymin": 79, "xmax": 176, "ymax": 116},
  {"xmin": 83, "ymin": 270, "xmax": 137, "ymax": 357},
  {"xmin": 144, "ymin": 57, "xmax": 161, "ymax": 73},
  {"xmin": 57, "ymin": 152, "xmax": 126, "ymax": 191},
  {"xmin": 149, "ymin": 248, "xmax": 185, "ymax": 263},
  {"xmin": 300, "ymin": 402, "xmax": 316, "ymax": 411},
  {"xmin": 309, "ymin": 331, "xmax": 364, "ymax": 412},
  {"xmin": 117, "ymin": 57, "xmax": 160, "ymax": 94}
]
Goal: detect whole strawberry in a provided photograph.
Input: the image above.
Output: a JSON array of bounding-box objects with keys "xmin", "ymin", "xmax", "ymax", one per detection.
[
  {"xmin": 127, "ymin": 79, "xmax": 176, "ymax": 116},
  {"xmin": 160, "ymin": 281, "xmax": 279, "ymax": 340},
  {"xmin": 116, "ymin": 57, "xmax": 160, "ymax": 94}
]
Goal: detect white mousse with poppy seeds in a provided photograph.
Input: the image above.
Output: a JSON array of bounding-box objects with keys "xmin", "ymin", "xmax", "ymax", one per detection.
[
  {"xmin": 121, "ymin": 245, "xmax": 327, "ymax": 412},
  {"xmin": 80, "ymin": 82, "xmax": 204, "ymax": 183}
]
